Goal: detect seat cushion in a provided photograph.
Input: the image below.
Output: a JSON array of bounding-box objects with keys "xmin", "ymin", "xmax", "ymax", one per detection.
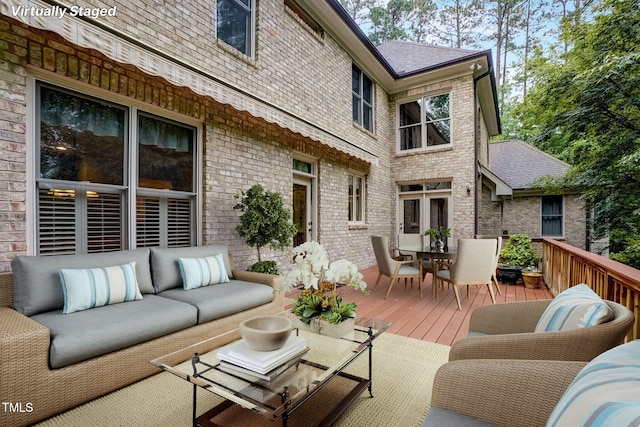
[
  {"xmin": 158, "ymin": 280, "xmax": 274, "ymax": 324},
  {"xmin": 151, "ymin": 245, "xmax": 234, "ymax": 293},
  {"xmin": 422, "ymin": 407, "xmax": 497, "ymax": 427},
  {"xmin": 546, "ymin": 340, "xmax": 640, "ymax": 427},
  {"xmin": 534, "ymin": 284, "xmax": 613, "ymax": 332},
  {"xmin": 31, "ymin": 295, "xmax": 197, "ymax": 368},
  {"xmin": 11, "ymin": 248, "xmax": 153, "ymax": 316}
]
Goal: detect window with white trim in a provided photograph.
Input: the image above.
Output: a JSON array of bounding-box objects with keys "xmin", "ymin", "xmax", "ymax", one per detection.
[
  {"xmin": 352, "ymin": 64, "xmax": 374, "ymax": 132},
  {"xmin": 217, "ymin": 0, "xmax": 255, "ymax": 57},
  {"xmin": 348, "ymin": 173, "xmax": 366, "ymax": 223},
  {"xmin": 542, "ymin": 195, "xmax": 563, "ymax": 236},
  {"xmin": 398, "ymin": 93, "xmax": 451, "ymax": 151},
  {"xmin": 36, "ymin": 83, "xmax": 198, "ymax": 255}
]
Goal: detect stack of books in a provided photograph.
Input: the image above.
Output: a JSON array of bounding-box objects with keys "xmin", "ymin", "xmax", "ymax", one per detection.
[{"xmin": 217, "ymin": 335, "xmax": 308, "ymax": 380}]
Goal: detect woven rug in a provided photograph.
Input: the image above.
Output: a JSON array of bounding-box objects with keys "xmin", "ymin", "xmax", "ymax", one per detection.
[{"xmin": 35, "ymin": 333, "xmax": 450, "ymax": 427}]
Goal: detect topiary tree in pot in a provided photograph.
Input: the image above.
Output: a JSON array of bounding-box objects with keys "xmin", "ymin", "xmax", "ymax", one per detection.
[
  {"xmin": 233, "ymin": 184, "xmax": 297, "ymax": 274},
  {"xmin": 498, "ymin": 234, "xmax": 542, "ymax": 285}
]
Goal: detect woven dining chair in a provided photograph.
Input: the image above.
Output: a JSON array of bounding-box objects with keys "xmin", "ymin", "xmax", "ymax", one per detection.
[
  {"xmin": 436, "ymin": 238, "xmax": 498, "ymax": 310},
  {"xmin": 371, "ymin": 235, "xmax": 423, "ymax": 299}
]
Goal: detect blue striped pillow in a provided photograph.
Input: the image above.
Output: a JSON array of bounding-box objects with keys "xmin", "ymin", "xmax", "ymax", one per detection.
[
  {"xmin": 178, "ymin": 254, "xmax": 230, "ymax": 290},
  {"xmin": 59, "ymin": 262, "xmax": 143, "ymax": 314},
  {"xmin": 535, "ymin": 284, "xmax": 613, "ymax": 332},
  {"xmin": 547, "ymin": 340, "xmax": 640, "ymax": 426}
]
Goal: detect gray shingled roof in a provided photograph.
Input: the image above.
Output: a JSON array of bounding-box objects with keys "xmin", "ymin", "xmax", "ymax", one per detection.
[
  {"xmin": 376, "ymin": 40, "xmax": 480, "ymax": 76},
  {"xmin": 489, "ymin": 140, "xmax": 570, "ymax": 190}
]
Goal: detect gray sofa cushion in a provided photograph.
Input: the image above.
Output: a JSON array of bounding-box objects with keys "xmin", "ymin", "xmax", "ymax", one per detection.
[
  {"xmin": 11, "ymin": 248, "xmax": 154, "ymax": 316},
  {"xmin": 31, "ymin": 295, "xmax": 197, "ymax": 369},
  {"xmin": 150, "ymin": 245, "xmax": 233, "ymax": 293},
  {"xmin": 422, "ymin": 407, "xmax": 497, "ymax": 427},
  {"xmin": 158, "ymin": 280, "xmax": 273, "ymax": 323}
]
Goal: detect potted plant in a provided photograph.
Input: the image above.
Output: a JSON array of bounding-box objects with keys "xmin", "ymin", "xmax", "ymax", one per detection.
[
  {"xmin": 233, "ymin": 184, "xmax": 297, "ymax": 274},
  {"xmin": 277, "ymin": 241, "xmax": 368, "ymax": 337},
  {"xmin": 424, "ymin": 227, "xmax": 452, "ymax": 252},
  {"xmin": 497, "ymin": 234, "xmax": 541, "ymax": 285}
]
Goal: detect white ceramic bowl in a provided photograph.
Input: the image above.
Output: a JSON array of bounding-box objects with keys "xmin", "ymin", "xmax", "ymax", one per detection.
[{"xmin": 239, "ymin": 315, "xmax": 292, "ymax": 351}]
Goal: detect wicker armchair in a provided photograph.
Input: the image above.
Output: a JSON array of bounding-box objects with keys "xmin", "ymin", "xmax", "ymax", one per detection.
[
  {"xmin": 449, "ymin": 299, "xmax": 634, "ymax": 362},
  {"xmin": 423, "ymin": 359, "xmax": 586, "ymax": 427}
]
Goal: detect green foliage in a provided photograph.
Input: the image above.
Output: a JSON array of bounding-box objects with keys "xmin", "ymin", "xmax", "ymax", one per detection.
[
  {"xmin": 247, "ymin": 260, "xmax": 280, "ymax": 275},
  {"xmin": 423, "ymin": 226, "xmax": 452, "ymax": 239},
  {"xmin": 610, "ymin": 238, "xmax": 640, "ymax": 270},
  {"xmin": 233, "ymin": 184, "xmax": 297, "ymax": 262},
  {"xmin": 499, "ymin": 234, "xmax": 541, "ymax": 268},
  {"xmin": 291, "ymin": 290, "xmax": 357, "ymax": 325},
  {"xmin": 515, "ymin": 0, "xmax": 640, "ymax": 263}
]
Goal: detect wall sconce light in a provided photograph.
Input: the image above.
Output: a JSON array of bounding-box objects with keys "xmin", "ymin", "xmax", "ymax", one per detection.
[{"xmin": 466, "ymin": 187, "xmax": 471, "ymax": 196}]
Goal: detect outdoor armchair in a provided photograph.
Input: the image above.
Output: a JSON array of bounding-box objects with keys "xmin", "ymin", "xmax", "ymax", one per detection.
[
  {"xmin": 449, "ymin": 299, "xmax": 634, "ymax": 362},
  {"xmin": 371, "ymin": 235, "xmax": 423, "ymax": 299}
]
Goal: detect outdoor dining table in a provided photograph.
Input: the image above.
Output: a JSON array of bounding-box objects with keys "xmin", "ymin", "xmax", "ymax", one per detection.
[{"xmin": 398, "ymin": 246, "xmax": 457, "ymax": 298}]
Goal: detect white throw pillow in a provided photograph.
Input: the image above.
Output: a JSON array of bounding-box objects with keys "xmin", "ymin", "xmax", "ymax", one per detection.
[
  {"xmin": 535, "ymin": 284, "xmax": 613, "ymax": 332},
  {"xmin": 178, "ymin": 254, "xmax": 230, "ymax": 290},
  {"xmin": 59, "ymin": 262, "xmax": 143, "ymax": 314}
]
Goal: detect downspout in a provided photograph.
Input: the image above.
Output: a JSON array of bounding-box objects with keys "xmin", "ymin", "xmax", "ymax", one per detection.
[{"xmin": 472, "ymin": 69, "xmax": 492, "ymax": 236}]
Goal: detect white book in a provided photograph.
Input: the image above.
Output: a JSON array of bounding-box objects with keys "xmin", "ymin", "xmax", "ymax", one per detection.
[
  {"xmin": 217, "ymin": 335, "xmax": 307, "ymax": 374},
  {"xmin": 219, "ymin": 347, "xmax": 308, "ymax": 381}
]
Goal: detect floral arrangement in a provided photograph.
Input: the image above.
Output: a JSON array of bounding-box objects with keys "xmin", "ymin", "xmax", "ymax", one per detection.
[
  {"xmin": 278, "ymin": 241, "xmax": 368, "ymax": 325},
  {"xmin": 423, "ymin": 226, "xmax": 452, "ymax": 240}
]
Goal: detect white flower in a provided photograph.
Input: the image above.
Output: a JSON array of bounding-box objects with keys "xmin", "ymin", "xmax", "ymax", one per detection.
[{"xmin": 325, "ymin": 259, "xmax": 367, "ymax": 291}]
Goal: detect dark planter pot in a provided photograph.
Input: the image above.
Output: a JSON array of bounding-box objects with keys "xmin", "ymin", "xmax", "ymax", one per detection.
[{"xmin": 497, "ymin": 266, "xmax": 523, "ymax": 285}]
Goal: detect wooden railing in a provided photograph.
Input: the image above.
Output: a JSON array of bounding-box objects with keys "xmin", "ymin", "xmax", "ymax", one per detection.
[{"xmin": 543, "ymin": 238, "xmax": 640, "ymax": 342}]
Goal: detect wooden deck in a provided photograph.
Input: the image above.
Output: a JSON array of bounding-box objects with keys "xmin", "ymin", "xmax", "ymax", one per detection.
[{"xmin": 286, "ymin": 265, "xmax": 553, "ymax": 347}]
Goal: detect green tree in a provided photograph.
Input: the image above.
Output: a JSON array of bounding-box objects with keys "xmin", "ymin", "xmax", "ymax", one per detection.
[
  {"xmin": 437, "ymin": 0, "xmax": 484, "ymax": 48},
  {"xmin": 368, "ymin": 0, "xmax": 415, "ymax": 44},
  {"xmin": 518, "ymin": 0, "xmax": 640, "ymax": 267},
  {"xmin": 233, "ymin": 184, "xmax": 297, "ymax": 269}
]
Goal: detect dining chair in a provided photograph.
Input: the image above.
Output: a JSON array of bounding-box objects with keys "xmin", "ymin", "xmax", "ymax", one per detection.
[
  {"xmin": 371, "ymin": 235, "xmax": 423, "ymax": 299},
  {"xmin": 397, "ymin": 233, "xmax": 423, "ymax": 260},
  {"xmin": 475, "ymin": 234, "xmax": 503, "ymax": 295},
  {"xmin": 436, "ymin": 238, "xmax": 497, "ymax": 310}
]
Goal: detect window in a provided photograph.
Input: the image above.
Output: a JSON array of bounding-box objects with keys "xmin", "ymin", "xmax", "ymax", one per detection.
[
  {"xmin": 36, "ymin": 83, "xmax": 198, "ymax": 255},
  {"xmin": 352, "ymin": 64, "xmax": 373, "ymax": 132},
  {"xmin": 348, "ymin": 173, "xmax": 365, "ymax": 223},
  {"xmin": 542, "ymin": 195, "xmax": 563, "ymax": 236},
  {"xmin": 398, "ymin": 94, "xmax": 451, "ymax": 151},
  {"xmin": 217, "ymin": 0, "xmax": 255, "ymax": 56}
]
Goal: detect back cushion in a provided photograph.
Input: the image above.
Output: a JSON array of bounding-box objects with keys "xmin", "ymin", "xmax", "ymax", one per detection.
[
  {"xmin": 546, "ymin": 340, "xmax": 640, "ymax": 427},
  {"xmin": 535, "ymin": 284, "xmax": 613, "ymax": 332},
  {"xmin": 11, "ymin": 248, "xmax": 153, "ymax": 316},
  {"xmin": 150, "ymin": 245, "xmax": 233, "ymax": 293}
]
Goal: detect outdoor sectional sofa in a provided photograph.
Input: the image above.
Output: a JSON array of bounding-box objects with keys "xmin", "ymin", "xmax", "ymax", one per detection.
[{"xmin": 0, "ymin": 245, "xmax": 284, "ymax": 426}]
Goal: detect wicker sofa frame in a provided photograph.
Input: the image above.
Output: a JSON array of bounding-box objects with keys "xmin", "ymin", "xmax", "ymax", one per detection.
[
  {"xmin": 449, "ymin": 299, "xmax": 634, "ymax": 362},
  {"xmin": 0, "ymin": 255, "xmax": 284, "ymax": 427}
]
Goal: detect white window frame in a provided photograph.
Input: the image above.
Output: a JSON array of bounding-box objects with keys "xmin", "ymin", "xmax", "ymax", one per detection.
[
  {"xmin": 348, "ymin": 172, "xmax": 366, "ymax": 224},
  {"xmin": 352, "ymin": 64, "xmax": 374, "ymax": 132},
  {"xmin": 216, "ymin": 0, "xmax": 256, "ymax": 58},
  {"xmin": 397, "ymin": 93, "xmax": 452, "ymax": 153},
  {"xmin": 541, "ymin": 195, "xmax": 565, "ymax": 237},
  {"xmin": 27, "ymin": 72, "xmax": 202, "ymax": 255}
]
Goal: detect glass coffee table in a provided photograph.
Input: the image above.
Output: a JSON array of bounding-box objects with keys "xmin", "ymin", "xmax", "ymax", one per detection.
[{"xmin": 151, "ymin": 316, "xmax": 392, "ymax": 427}]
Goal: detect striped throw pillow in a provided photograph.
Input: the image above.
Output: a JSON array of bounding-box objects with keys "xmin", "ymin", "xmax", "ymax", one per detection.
[
  {"xmin": 535, "ymin": 284, "xmax": 613, "ymax": 332},
  {"xmin": 59, "ymin": 262, "xmax": 143, "ymax": 314},
  {"xmin": 547, "ymin": 340, "xmax": 640, "ymax": 426},
  {"xmin": 178, "ymin": 254, "xmax": 230, "ymax": 290}
]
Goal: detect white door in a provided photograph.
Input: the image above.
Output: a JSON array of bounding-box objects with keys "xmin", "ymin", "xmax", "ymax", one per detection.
[
  {"xmin": 399, "ymin": 196, "xmax": 421, "ymax": 234},
  {"xmin": 293, "ymin": 176, "xmax": 313, "ymax": 246}
]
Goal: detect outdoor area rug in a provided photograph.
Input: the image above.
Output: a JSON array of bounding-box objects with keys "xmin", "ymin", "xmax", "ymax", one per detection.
[{"xmin": 35, "ymin": 333, "xmax": 450, "ymax": 427}]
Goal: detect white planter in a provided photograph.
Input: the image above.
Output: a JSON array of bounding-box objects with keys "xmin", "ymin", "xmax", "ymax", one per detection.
[{"xmin": 288, "ymin": 314, "xmax": 355, "ymax": 338}]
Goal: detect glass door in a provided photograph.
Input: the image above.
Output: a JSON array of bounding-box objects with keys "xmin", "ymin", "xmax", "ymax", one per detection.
[
  {"xmin": 399, "ymin": 196, "xmax": 421, "ymax": 234},
  {"xmin": 293, "ymin": 177, "xmax": 312, "ymax": 246}
]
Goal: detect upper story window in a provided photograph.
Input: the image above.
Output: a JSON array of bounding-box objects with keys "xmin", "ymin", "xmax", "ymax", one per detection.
[
  {"xmin": 217, "ymin": 0, "xmax": 255, "ymax": 57},
  {"xmin": 352, "ymin": 64, "xmax": 374, "ymax": 132},
  {"xmin": 348, "ymin": 173, "xmax": 366, "ymax": 223},
  {"xmin": 398, "ymin": 93, "xmax": 451, "ymax": 151},
  {"xmin": 542, "ymin": 195, "xmax": 564, "ymax": 236},
  {"xmin": 37, "ymin": 82, "xmax": 198, "ymax": 255}
]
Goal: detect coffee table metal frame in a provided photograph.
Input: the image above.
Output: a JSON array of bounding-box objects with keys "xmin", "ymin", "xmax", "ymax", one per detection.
[{"xmin": 151, "ymin": 316, "xmax": 392, "ymax": 427}]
